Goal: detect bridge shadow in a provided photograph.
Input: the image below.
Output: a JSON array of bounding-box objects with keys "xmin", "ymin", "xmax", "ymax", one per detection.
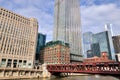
[
  {"xmin": 52, "ymin": 72, "xmax": 120, "ymax": 80},
  {"xmin": 52, "ymin": 72, "xmax": 69, "ymax": 77},
  {"xmin": 112, "ymin": 75, "xmax": 120, "ymax": 80},
  {"xmin": 98, "ymin": 74, "xmax": 120, "ymax": 80}
]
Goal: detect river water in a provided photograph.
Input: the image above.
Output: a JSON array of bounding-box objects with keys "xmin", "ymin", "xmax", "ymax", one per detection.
[{"xmin": 20, "ymin": 75, "xmax": 119, "ymax": 80}]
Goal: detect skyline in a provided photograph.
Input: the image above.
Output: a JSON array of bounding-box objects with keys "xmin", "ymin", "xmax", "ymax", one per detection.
[{"xmin": 0, "ymin": 0, "xmax": 120, "ymax": 42}]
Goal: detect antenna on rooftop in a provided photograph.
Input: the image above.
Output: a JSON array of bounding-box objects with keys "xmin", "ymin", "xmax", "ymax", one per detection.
[{"xmin": 105, "ymin": 23, "xmax": 114, "ymax": 36}]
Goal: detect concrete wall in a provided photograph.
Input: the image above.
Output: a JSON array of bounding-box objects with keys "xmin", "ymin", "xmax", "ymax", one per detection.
[{"xmin": 0, "ymin": 64, "xmax": 51, "ymax": 79}]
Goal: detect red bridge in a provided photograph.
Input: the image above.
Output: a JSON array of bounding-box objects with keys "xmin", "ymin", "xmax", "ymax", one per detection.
[{"xmin": 47, "ymin": 62, "xmax": 120, "ymax": 76}]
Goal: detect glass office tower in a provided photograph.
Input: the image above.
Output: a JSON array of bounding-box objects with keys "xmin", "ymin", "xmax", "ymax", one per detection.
[
  {"xmin": 36, "ymin": 33, "xmax": 46, "ymax": 60},
  {"xmin": 83, "ymin": 32, "xmax": 93, "ymax": 58},
  {"xmin": 92, "ymin": 31, "xmax": 115, "ymax": 60},
  {"xmin": 53, "ymin": 0, "xmax": 82, "ymax": 62}
]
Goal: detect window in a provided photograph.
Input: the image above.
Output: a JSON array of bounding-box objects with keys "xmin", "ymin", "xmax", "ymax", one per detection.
[
  {"xmin": 0, "ymin": 35, "xmax": 1, "ymax": 41},
  {"xmin": 23, "ymin": 60, "xmax": 27, "ymax": 65},
  {"xmin": 0, "ymin": 11, "xmax": 2, "ymax": 14},
  {"xmin": 13, "ymin": 60, "xmax": 17, "ymax": 68},
  {"xmin": 0, "ymin": 22, "xmax": 1, "ymax": 29},
  {"xmin": 7, "ymin": 59, "xmax": 12, "ymax": 67},
  {"xmin": 28, "ymin": 63, "xmax": 31, "ymax": 66},
  {"xmin": 1, "ymin": 59, "xmax": 6, "ymax": 65},
  {"xmin": 19, "ymin": 60, "xmax": 22, "ymax": 63}
]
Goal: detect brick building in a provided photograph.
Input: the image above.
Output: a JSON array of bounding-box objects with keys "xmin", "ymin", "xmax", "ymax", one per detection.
[
  {"xmin": 40, "ymin": 41, "xmax": 70, "ymax": 64},
  {"xmin": 83, "ymin": 52, "xmax": 114, "ymax": 62}
]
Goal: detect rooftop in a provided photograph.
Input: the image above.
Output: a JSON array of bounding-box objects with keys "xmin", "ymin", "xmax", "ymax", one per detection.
[{"xmin": 45, "ymin": 40, "xmax": 70, "ymax": 48}]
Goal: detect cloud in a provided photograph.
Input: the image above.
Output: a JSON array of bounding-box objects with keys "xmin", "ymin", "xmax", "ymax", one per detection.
[
  {"xmin": 81, "ymin": 0, "xmax": 120, "ymax": 7},
  {"xmin": 81, "ymin": 3, "xmax": 120, "ymax": 35},
  {"xmin": 0, "ymin": 0, "xmax": 54, "ymax": 42},
  {"xmin": 0, "ymin": 0, "xmax": 120, "ymax": 42}
]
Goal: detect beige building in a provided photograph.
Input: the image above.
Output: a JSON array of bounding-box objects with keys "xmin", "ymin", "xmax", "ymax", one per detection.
[{"xmin": 0, "ymin": 8, "xmax": 38, "ymax": 68}]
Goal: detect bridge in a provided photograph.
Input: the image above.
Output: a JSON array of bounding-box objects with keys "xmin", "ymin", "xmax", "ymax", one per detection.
[{"xmin": 47, "ymin": 62, "xmax": 120, "ymax": 76}]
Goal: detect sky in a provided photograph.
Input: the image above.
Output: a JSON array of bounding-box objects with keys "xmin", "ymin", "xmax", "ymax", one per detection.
[{"xmin": 0, "ymin": 0, "xmax": 120, "ymax": 42}]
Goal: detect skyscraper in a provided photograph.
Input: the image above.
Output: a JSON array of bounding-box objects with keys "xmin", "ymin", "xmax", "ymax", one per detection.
[
  {"xmin": 112, "ymin": 35, "xmax": 120, "ymax": 62},
  {"xmin": 83, "ymin": 32, "xmax": 93, "ymax": 58},
  {"xmin": 36, "ymin": 33, "xmax": 46, "ymax": 60},
  {"xmin": 92, "ymin": 31, "xmax": 115, "ymax": 60},
  {"xmin": 112, "ymin": 35, "xmax": 120, "ymax": 54},
  {"xmin": 53, "ymin": 0, "xmax": 82, "ymax": 62},
  {"xmin": 105, "ymin": 23, "xmax": 113, "ymax": 36}
]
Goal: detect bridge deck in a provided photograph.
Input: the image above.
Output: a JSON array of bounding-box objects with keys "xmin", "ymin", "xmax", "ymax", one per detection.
[{"xmin": 47, "ymin": 62, "xmax": 120, "ymax": 75}]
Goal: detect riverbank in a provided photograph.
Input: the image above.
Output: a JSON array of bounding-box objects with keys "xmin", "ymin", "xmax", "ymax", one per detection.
[
  {"xmin": 0, "ymin": 76, "xmax": 36, "ymax": 80},
  {"xmin": 0, "ymin": 64, "xmax": 51, "ymax": 80}
]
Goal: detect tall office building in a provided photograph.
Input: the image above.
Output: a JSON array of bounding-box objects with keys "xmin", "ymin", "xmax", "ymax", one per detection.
[
  {"xmin": 36, "ymin": 33, "xmax": 46, "ymax": 60},
  {"xmin": 53, "ymin": 0, "xmax": 82, "ymax": 62},
  {"xmin": 0, "ymin": 8, "xmax": 38, "ymax": 68},
  {"xmin": 112, "ymin": 34, "xmax": 120, "ymax": 62},
  {"xmin": 91, "ymin": 43, "xmax": 100, "ymax": 57},
  {"xmin": 92, "ymin": 31, "xmax": 115, "ymax": 60},
  {"xmin": 105, "ymin": 23, "xmax": 113, "ymax": 36},
  {"xmin": 83, "ymin": 32, "xmax": 93, "ymax": 58},
  {"xmin": 112, "ymin": 35, "xmax": 120, "ymax": 54}
]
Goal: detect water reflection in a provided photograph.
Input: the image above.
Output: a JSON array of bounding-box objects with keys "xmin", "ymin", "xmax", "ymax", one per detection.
[{"xmin": 20, "ymin": 75, "xmax": 119, "ymax": 80}]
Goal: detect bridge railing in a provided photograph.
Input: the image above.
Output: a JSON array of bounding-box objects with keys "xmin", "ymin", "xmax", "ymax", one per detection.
[{"xmin": 47, "ymin": 62, "xmax": 120, "ymax": 75}]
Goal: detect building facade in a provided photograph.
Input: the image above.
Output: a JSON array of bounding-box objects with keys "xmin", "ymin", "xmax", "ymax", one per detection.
[
  {"xmin": 92, "ymin": 31, "xmax": 115, "ymax": 60},
  {"xmin": 83, "ymin": 52, "xmax": 114, "ymax": 63},
  {"xmin": 115, "ymin": 53, "xmax": 120, "ymax": 62},
  {"xmin": 36, "ymin": 33, "xmax": 46, "ymax": 60},
  {"xmin": 91, "ymin": 43, "xmax": 101, "ymax": 57},
  {"xmin": 86, "ymin": 50, "xmax": 93, "ymax": 58},
  {"xmin": 40, "ymin": 41, "xmax": 70, "ymax": 64},
  {"xmin": 105, "ymin": 23, "xmax": 113, "ymax": 36},
  {"xmin": 83, "ymin": 32, "xmax": 93, "ymax": 58},
  {"xmin": 112, "ymin": 35, "xmax": 120, "ymax": 54},
  {"xmin": 53, "ymin": 0, "xmax": 82, "ymax": 62},
  {"xmin": 0, "ymin": 8, "xmax": 38, "ymax": 68}
]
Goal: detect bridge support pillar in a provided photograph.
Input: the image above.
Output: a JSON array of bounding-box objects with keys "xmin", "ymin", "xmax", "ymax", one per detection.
[
  {"xmin": 42, "ymin": 64, "xmax": 51, "ymax": 78},
  {"xmin": 13, "ymin": 71, "xmax": 19, "ymax": 76},
  {"xmin": 0, "ymin": 71, "xmax": 4, "ymax": 77}
]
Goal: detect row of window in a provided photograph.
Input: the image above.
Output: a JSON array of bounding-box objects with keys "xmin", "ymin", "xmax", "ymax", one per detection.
[
  {"xmin": 44, "ymin": 57, "xmax": 66, "ymax": 59},
  {"xmin": 0, "ymin": 35, "xmax": 32, "ymax": 56},
  {"xmin": 45, "ymin": 62, "xmax": 69, "ymax": 64},
  {"xmin": 0, "ymin": 20, "xmax": 34, "ymax": 39},
  {"xmin": 44, "ymin": 57, "xmax": 69, "ymax": 60},
  {"xmin": 42, "ymin": 48, "xmax": 69, "ymax": 52},
  {"xmin": 0, "ymin": 58, "xmax": 31, "ymax": 68},
  {"xmin": 0, "ymin": 34, "xmax": 34, "ymax": 47},
  {"xmin": 0, "ymin": 9, "xmax": 30, "ymax": 24}
]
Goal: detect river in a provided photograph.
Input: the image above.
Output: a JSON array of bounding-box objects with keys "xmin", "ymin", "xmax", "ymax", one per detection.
[{"xmin": 20, "ymin": 75, "xmax": 120, "ymax": 80}]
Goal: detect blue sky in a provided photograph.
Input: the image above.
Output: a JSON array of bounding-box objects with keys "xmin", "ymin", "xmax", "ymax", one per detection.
[{"xmin": 0, "ymin": 0, "xmax": 120, "ymax": 42}]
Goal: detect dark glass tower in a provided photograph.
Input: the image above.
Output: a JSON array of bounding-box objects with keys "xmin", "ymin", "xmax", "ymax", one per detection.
[
  {"xmin": 92, "ymin": 31, "xmax": 115, "ymax": 60},
  {"xmin": 36, "ymin": 33, "xmax": 46, "ymax": 60}
]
